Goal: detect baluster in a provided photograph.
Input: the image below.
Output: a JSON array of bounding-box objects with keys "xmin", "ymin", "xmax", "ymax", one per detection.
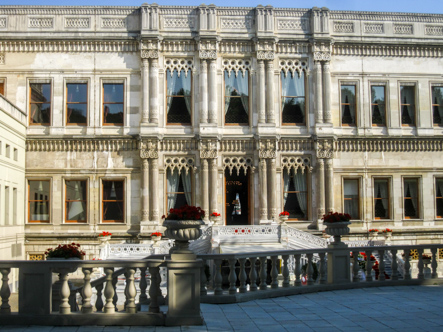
[
  {"xmin": 307, "ymin": 254, "xmax": 314, "ymax": 286},
  {"xmin": 95, "ymin": 284, "xmax": 104, "ymax": 312},
  {"xmin": 365, "ymin": 250, "xmax": 373, "ymax": 282},
  {"xmin": 125, "ymin": 267, "xmax": 137, "ymax": 313},
  {"xmin": 0, "ymin": 268, "xmax": 11, "ymax": 313},
  {"xmin": 391, "ymin": 249, "xmax": 398, "ymax": 280},
  {"xmin": 319, "ymin": 253, "xmax": 327, "ymax": 285},
  {"xmin": 138, "ymin": 267, "xmax": 148, "ymax": 304},
  {"xmin": 112, "ymin": 275, "xmax": 119, "ymax": 311},
  {"xmin": 148, "ymin": 266, "xmax": 160, "ymax": 313},
  {"xmin": 103, "ymin": 267, "xmax": 115, "ymax": 314},
  {"xmin": 123, "ymin": 270, "xmax": 129, "ymax": 311},
  {"xmin": 58, "ymin": 269, "xmax": 72, "ymax": 314},
  {"xmin": 81, "ymin": 268, "xmax": 93, "ymax": 313},
  {"xmin": 238, "ymin": 258, "xmax": 247, "ymax": 293},
  {"xmin": 417, "ymin": 249, "xmax": 424, "ymax": 280},
  {"xmin": 282, "ymin": 255, "xmax": 290, "ymax": 288},
  {"xmin": 352, "ymin": 250, "xmax": 360, "ymax": 282},
  {"xmin": 249, "ymin": 257, "xmax": 258, "ymax": 291},
  {"xmin": 378, "ymin": 250, "xmax": 386, "ymax": 281},
  {"xmin": 214, "ymin": 259, "xmax": 223, "ymax": 295},
  {"xmin": 294, "ymin": 254, "xmax": 301, "ymax": 286},
  {"xmin": 270, "ymin": 256, "xmax": 279, "ymax": 289},
  {"xmin": 228, "ymin": 258, "xmax": 237, "ymax": 295},
  {"xmin": 431, "ymin": 248, "xmax": 438, "ymax": 278},
  {"xmin": 259, "ymin": 256, "xmax": 267, "ymax": 290},
  {"xmin": 404, "ymin": 250, "xmax": 411, "ymax": 280},
  {"xmin": 200, "ymin": 259, "xmax": 207, "ymax": 296}
]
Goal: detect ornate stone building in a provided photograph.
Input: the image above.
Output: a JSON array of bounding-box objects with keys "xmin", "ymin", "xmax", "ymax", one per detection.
[{"xmin": 0, "ymin": 4, "xmax": 443, "ymax": 258}]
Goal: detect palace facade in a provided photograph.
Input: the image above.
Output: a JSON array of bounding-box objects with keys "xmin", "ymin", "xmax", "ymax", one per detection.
[{"xmin": 0, "ymin": 4, "xmax": 443, "ymax": 259}]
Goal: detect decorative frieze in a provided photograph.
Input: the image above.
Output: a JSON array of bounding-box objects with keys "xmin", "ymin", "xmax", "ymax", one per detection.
[
  {"xmin": 278, "ymin": 139, "xmax": 314, "ymax": 152},
  {"xmin": 198, "ymin": 39, "xmax": 218, "ymax": 59},
  {"xmin": 222, "ymin": 59, "xmax": 251, "ymax": 77},
  {"xmin": 139, "ymin": 140, "xmax": 159, "ymax": 159},
  {"xmin": 314, "ymin": 52, "xmax": 331, "ymax": 61},
  {"xmin": 223, "ymin": 156, "xmax": 255, "ymax": 176},
  {"xmin": 257, "ymin": 51, "xmax": 274, "ymax": 60},
  {"xmin": 162, "ymin": 40, "xmax": 195, "ymax": 53},
  {"xmin": 219, "ymin": 41, "xmax": 253, "ymax": 54},
  {"xmin": 0, "ymin": 40, "xmax": 138, "ymax": 53},
  {"xmin": 164, "ymin": 156, "xmax": 196, "ymax": 175},
  {"xmin": 101, "ymin": 17, "xmax": 126, "ymax": 29},
  {"xmin": 26, "ymin": 139, "xmax": 138, "ymax": 152},
  {"xmin": 200, "ymin": 140, "xmax": 218, "ymax": 158},
  {"xmin": 0, "ymin": 17, "xmax": 6, "ymax": 28},
  {"xmin": 333, "ymin": 21, "xmax": 354, "ymax": 33},
  {"xmin": 335, "ymin": 138, "xmax": 443, "ymax": 152},
  {"xmin": 163, "ymin": 16, "xmax": 196, "ymax": 30},
  {"xmin": 28, "ymin": 17, "xmax": 53, "ymax": 29},
  {"xmin": 140, "ymin": 39, "xmax": 160, "ymax": 59},
  {"xmin": 281, "ymin": 156, "xmax": 313, "ymax": 174},
  {"xmin": 0, "ymin": 7, "xmax": 138, "ymax": 15},
  {"xmin": 330, "ymin": 12, "xmax": 443, "ymax": 23},
  {"xmin": 258, "ymin": 139, "xmax": 277, "ymax": 159},
  {"xmin": 316, "ymin": 139, "xmax": 334, "ymax": 159},
  {"xmin": 161, "ymin": 140, "xmax": 198, "ymax": 152},
  {"xmin": 279, "ymin": 59, "xmax": 308, "ymax": 77},
  {"xmin": 364, "ymin": 23, "xmax": 384, "ymax": 34},
  {"xmin": 0, "ymin": 53, "xmax": 4, "ymax": 65},
  {"xmin": 425, "ymin": 25, "xmax": 443, "ymax": 36},
  {"xmin": 220, "ymin": 17, "xmax": 253, "ymax": 30},
  {"xmin": 276, "ymin": 42, "xmax": 310, "ymax": 55},
  {"xmin": 333, "ymin": 44, "xmax": 443, "ymax": 58},
  {"xmin": 65, "ymin": 17, "xmax": 90, "ymax": 29},
  {"xmin": 164, "ymin": 58, "xmax": 193, "ymax": 76},
  {"xmin": 220, "ymin": 140, "xmax": 254, "ymax": 153},
  {"xmin": 394, "ymin": 24, "xmax": 413, "ymax": 34},
  {"xmin": 277, "ymin": 18, "xmax": 308, "ymax": 31}
]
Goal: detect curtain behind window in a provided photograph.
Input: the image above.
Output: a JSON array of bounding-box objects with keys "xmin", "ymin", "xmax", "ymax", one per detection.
[{"xmin": 167, "ymin": 169, "xmax": 180, "ymax": 210}]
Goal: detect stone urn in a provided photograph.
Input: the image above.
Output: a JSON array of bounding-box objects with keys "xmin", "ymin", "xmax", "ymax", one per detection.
[
  {"xmin": 98, "ymin": 235, "xmax": 111, "ymax": 245},
  {"xmin": 162, "ymin": 219, "xmax": 205, "ymax": 255},
  {"xmin": 210, "ymin": 215, "xmax": 222, "ymax": 225},
  {"xmin": 279, "ymin": 216, "xmax": 289, "ymax": 224},
  {"xmin": 324, "ymin": 221, "xmax": 351, "ymax": 244}
]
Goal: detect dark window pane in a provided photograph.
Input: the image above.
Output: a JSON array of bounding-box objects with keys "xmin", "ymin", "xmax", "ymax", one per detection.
[
  {"xmin": 103, "ymin": 84, "xmax": 124, "ymax": 103},
  {"xmin": 30, "ymin": 103, "xmax": 50, "ymax": 124},
  {"xmin": 167, "ymin": 70, "xmax": 191, "ymax": 96},
  {"xmin": 29, "ymin": 180, "xmax": 50, "ymax": 222},
  {"xmin": 401, "ymin": 86, "xmax": 415, "ymax": 125},
  {"xmin": 167, "ymin": 97, "xmax": 191, "ymax": 123},
  {"xmin": 67, "ymin": 84, "xmax": 87, "ymax": 102},
  {"xmin": 103, "ymin": 202, "xmax": 124, "ymax": 221},
  {"xmin": 225, "ymin": 98, "xmax": 248, "ymax": 123},
  {"xmin": 436, "ymin": 179, "xmax": 443, "ymax": 218},
  {"xmin": 344, "ymin": 179, "xmax": 359, "ymax": 219},
  {"xmin": 341, "ymin": 85, "xmax": 356, "ymax": 125},
  {"xmin": 374, "ymin": 179, "xmax": 389, "ymax": 219},
  {"xmin": 104, "ymin": 104, "xmax": 124, "ymax": 124},
  {"xmin": 103, "ymin": 180, "xmax": 124, "ymax": 222},
  {"xmin": 371, "ymin": 86, "xmax": 385, "ymax": 125},
  {"xmin": 404, "ymin": 178, "xmax": 418, "ymax": 218},
  {"xmin": 67, "ymin": 104, "xmax": 87, "ymax": 124},
  {"xmin": 31, "ymin": 83, "xmax": 51, "ymax": 102},
  {"xmin": 432, "ymin": 87, "xmax": 443, "ymax": 126},
  {"xmin": 282, "ymin": 98, "xmax": 305, "ymax": 124}
]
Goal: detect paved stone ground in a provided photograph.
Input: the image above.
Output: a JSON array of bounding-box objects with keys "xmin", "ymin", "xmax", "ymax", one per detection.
[{"xmin": 2, "ymin": 285, "xmax": 443, "ymax": 331}]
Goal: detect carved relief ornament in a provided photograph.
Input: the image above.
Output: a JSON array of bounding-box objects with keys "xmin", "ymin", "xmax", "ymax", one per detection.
[
  {"xmin": 139, "ymin": 140, "xmax": 159, "ymax": 159},
  {"xmin": 197, "ymin": 39, "xmax": 218, "ymax": 59},
  {"xmin": 200, "ymin": 139, "xmax": 218, "ymax": 159},
  {"xmin": 258, "ymin": 139, "xmax": 277, "ymax": 159},
  {"xmin": 257, "ymin": 51, "xmax": 275, "ymax": 60},
  {"xmin": 140, "ymin": 39, "xmax": 160, "ymax": 59},
  {"xmin": 313, "ymin": 51, "xmax": 331, "ymax": 61},
  {"xmin": 316, "ymin": 139, "xmax": 334, "ymax": 159}
]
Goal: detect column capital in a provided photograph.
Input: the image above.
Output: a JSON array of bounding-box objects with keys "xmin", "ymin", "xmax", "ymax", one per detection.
[
  {"xmin": 140, "ymin": 38, "xmax": 161, "ymax": 59},
  {"xmin": 257, "ymin": 51, "xmax": 275, "ymax": 60},
  {"xmin": 139, "ymin": 139, "xmax": 159, "ymax": 159},
  {"xmin": 316, "ymin": 139, "xmax": 334, "ymax": 159},
  {"xmin": 258, "ymin": 138, "xmax": 277, "ymax": 159},
  {"xmin": 197, "ymin": 38, "xmax": 219, "ymax": 59},
  {"xmin": 200, "ymin": 139, "xmax": 218, "ymax": 159}
]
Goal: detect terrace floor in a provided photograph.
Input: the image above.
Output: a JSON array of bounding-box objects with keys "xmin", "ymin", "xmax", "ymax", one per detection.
[{"xmin": 2, "ymin": 285, "xmax": 443, "ymax": 331}]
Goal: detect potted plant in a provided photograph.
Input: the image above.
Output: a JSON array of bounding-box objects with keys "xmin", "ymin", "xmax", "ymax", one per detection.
[
  {"xmin": 279, "ymin": 211, "xmax": 289, "ymax": 222},
  {"xmin": 45, "ymin": 243, "xmax": 85, "ymax": 260},
  {"xmin": 422, "ymin": 254, "xmax": 432, "ymax": 265},
  {"xmin": 151, "ymin": 231, "xmax": 162, "ymax": 241},
  {"xmin": 382, "ymin": 228, "xmax": 393, "ymax": 239},
  {"xmin": 98, "ymin": 231, "xmax": 112, "ymax": 244},
  {"xmin": 210, "ymin": 212, "xmax": 222, "ymax": 224},
  {"xmin": 322, "ymin": 212, "xmax": 351, "ymax": 244}
]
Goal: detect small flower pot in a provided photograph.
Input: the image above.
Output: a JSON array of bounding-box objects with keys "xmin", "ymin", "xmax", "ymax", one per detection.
[
  {"xmin": 279, "ymin": 216, "xmax": 289, "ymax": 223},
  {"xmin": 210, "ymin": 216, "xmax": 222, "ymax": 225}
]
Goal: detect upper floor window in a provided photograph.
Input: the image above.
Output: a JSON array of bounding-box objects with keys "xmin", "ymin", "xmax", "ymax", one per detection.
[
  {"xmin": 400, "ymin": 85, "xmax": 415, "ymax": 126},
  {"xmin": 341, "ymin": 84, "xmax": 356, "ymax": 126},
  {"xmin": 166, "ymin": 69, "xmax": 191, "ymax": 125},
  {"xmin": 343, "ymin": 178, "xmax": 359, "ymax": 219},
  {"xmin": 432, "ymin": 86, "xmax": 443, "ymax": 126},
  {"xmin": 66, "ymin": 83, "xmax": 87, "ymax": 125},
  {"xmin": 374, "ymin": 178, "xmax": 390, "ymax": 219},
  {"xmin": 103, "ymin": 83, "xmax": 124, "ymax": 126},
  {"xmin": 436, "ymin": 178, "xmax": 443, "ymax": 218},
  {"xmin": 371, "ymin": 85, "xmax": 386, "ymax": 126},
  {"xmin": 281, "ymin": 71, "xmax": 305, "ymax": 125},
  {"xmin": 282, "ymin": 168, "xmax": 308, "ymax": 220},
  {"xmin": 65, "ymin": 180, "xmax": 87, "ymax": 223},
  {"xmin": 404, "ymin": 178, "xmax": 419, "ymax": 219},
  {"xmin": 30, "ymin": 83, "xmax": 51, "ymax": 125},
  {"xmin": 166, "ymin": 169, "xmax": 192, "ymax": 211},
  {"xmin": 102, "ymin": 180, "xmax": 124, "ymax": 223},
  {"xmin": 224, "ymin": 70, "xmax": 249, "ymax": 125},
  {"xmin": 28, "ymin": 180, "xmax": 50, "ymax": 223}
]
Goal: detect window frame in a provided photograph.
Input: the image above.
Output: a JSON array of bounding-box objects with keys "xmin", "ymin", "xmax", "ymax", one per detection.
[
  {"xmin": 165, "ymin": 168, "xmax": 194, "ymax": 213},
  {"xmin": 370, "ymin": 83, "xmax": 387, "ymax": 127},
  {"xmin": 66, "ymin": 81, "xmax": 88, "ymax": 126},
  {"xmin": 435, "ymin": 177, "xmax": 443, "ymax": 219},
  {"xmin": 399, "ymin": 83, "xmax": 417, "ymax": 127},
  {"xmin": 101, "ymin": 179, "xmax": 125, "ymax": 223},
  {"xmin": 403, "ymin": 177, "xmax": 420, "ymax": 220},
  {"xmin": 29, "ymin": 80, "xmax": 52, "ymax": 126},
  {"xmin": 431, "ymin": 84, "xmax": 443, "ymax": 127},
  {"xmin": 340, "ymin": 82, "xmax": 358, "ymax": 127},
  {"xmin": 342, "ymin": 177, "xmax": 361, "ymax": 220},
  {"xmin": 224, "ymin": 69, "xmax": 250, "ymax": 126},
  {"xmin": 65, "ymin": 179, "xmax": 88, "ymax": 223},
  {"xmin": 281, "ymin": 70, "xmax": 306, "ymax": 126},
  {"xmin": 102, "ymin": 81, "xmax": 125, "ymax": 126},
  {"xmin": 0, "ymin": 78, "xmax": 5, "ymax": 96},
  {"xmin": 373, "ymin": 177, "xmax": 391, "ymax": 220},
  {"xmin": 165, "ymin": 69, "xmax": 192, "ymax": 126},
  {"xmin": 27, "ymin": 179, "xmax": 51, "ymax": 224},
  {"xmin": 281, "ymin": 167, "xmax": 309, "ymax": 221}
]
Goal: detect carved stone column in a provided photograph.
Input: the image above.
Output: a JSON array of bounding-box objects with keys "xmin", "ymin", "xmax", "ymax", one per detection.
[
  {"xmin": 258, "ymin": 60, "xmax": 266, "ymax": 123},
  {"xmin": 259, "ymin": 159, "xmax": 268, "ymax": 221},
  {"xmin": 208, "ymin": 59, "xmax": 217, "ymax": 124},
  {"xmin": 141, "ymin": 58, "xmax": 150, "ymax": 123},
  {"xmin": 259, "ymin": 139, "xmax": 277, "ymax": 222},
  {"xmin": 322, "ymin": 61, "xmax": 332, "ymax": 123},
  {"xmin": 266, "ymin": 60, "xmax": 275, "ymax": 124},
  {"xmin": 312, "ymin": 158, "xmax": 325, "ymax": 230},
  {"xmin": 325, "ymin": 158, "xmax": 334, "ymax": 213},
  {"xmin": 200, "ymin": 60, "xmax": 208, "ymax": 123},
  {"xmin": 141, "ymin": 159, "xmax": 150, "ymax": 222},
  {"xmin": 314, "ymin": 61, "xmax": 323, "ymax": 124},
  {"xmin": 150, "ymin": 158, "xmax": 159, "ymax": 221},
  {"xmin": 210, "ymin": 158, "xmax": 218, "ymax": 215},
  {"xmin": 201, "ymin": 159, "xmax": 209, "ymax": 220},
  {"xmin": 149, "ymin": 58, "xmax": 159, "ymax": 124},
  {"xmin": 267, "ymin": 158, "xmax": 277, "ymax": 221}
]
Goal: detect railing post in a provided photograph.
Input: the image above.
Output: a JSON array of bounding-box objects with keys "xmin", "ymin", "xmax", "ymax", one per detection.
[
  {"xmin": 149, "ymin": 266, "xmax": 160, "ymax": 313},
  {"xmin": 404, "ymin": 250, "xmax": 411, "ymax": 280},
  {"xmin": 391, "ymin": 249, "xmax": 399, "ymax": 280},
  {"xmin": 238, "ymin": 258, "xmax": 247, "ymax": 293},
  {"xmin": 365, "ymin": 250, "xmax": 373, "ymax": 282},
  {"xmin": 0, "ymin": 268, "xmax": 11, "ymax": 313},
  {"xmin": 282, "ymin": 255, "xmax": 290, "ymax": 287},
  {"xmin": 58, "ymin": 269, "xmax": 72, "ymax": 314},
  {"xmin": 431, "ymin": 248, "xmax": 438, "ymax": 278},
  {"xmin": 352, "ymin": 250, "xmax": 359, "ymax": 282},
  {"xmin": 249, "ymin": 257, "xmax": 258, "ymax": 291},
  {"xmin": 104, "ymin": 267, "xmax": 115, "ymax": 314},
  {"xmin": 228, "ymin": 258, "xmax": 237, "ymax": 294},
  {"xmin": 81, "ymin": 268, "xmax": 93, "ymax": 314},
  {"xmin": 294, "ymin": 254, "xmax": 301, "ymax": 286},
  {"xmin": 95, "ymin": 284, "xmax": 104, "ymax": 312},
  {"xmin": 138, "ymin": 267, "xmax": 148, "ymax": 304},
  {"xmin": 270, "ymin": 256, "xmax": 279, "ymax": 288},
  {"xmin": 307, "ymin": 254, "xmax": 314, "ymax": 286},
  {"xmin": 319, "ymin": 252, "xmax": 327, "ymax": 285},
  {"xmin": 417, "ymin": 249, "xmax": 424, "ymax": 280},
  {"xmin": 200, "ymin": 259, "xmax": 208, "ymax": 296},
  {"xmin": 112, "ymin": 275, "xmax": 119, "ymax": 311},
  {"xmin": 378, "ymin": 250, "xmax": 386, "ymax": 281},
  {"xmin": 259, "ymin": 256, "xmax": 267, "ymax": 290},
  {"xmin": 125, "ymin": 267, "xmax": 137, "ymax": 313},
  {"xmin": 214, "ymin": 259, "xmax": 223, "ymax": 295},
  {"xmin": 327, "ymin": 241, "xmax": 351, "ymax": 284}
]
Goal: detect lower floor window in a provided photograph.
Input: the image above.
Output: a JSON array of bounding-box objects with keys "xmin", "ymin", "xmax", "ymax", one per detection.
[
  {"xmin": 28, "ymin": 180, "xmax": 50, "ymax": 223},
  {"xmin": 66, "ymin": 180, "xmax": 87, "ymax": 223},
  {"xmin": 344, "ymin": 179, "xmax": 359, "ymax": 219},
  {"xmin": 374, "ymin": 178, "xmax": 390, "ymax": 219},
  {"xmin": 166, "ymin": 169, "xmax": 192, "ymax": 211},
  {"xmin": 404, "ymin": 178, "xmax": 419, "ymax": 219},
  {"xmin": 102, "ymin": 180, "xmax": 124, "ymax": 222},
  {"xmin": 282, "ymin": 168, "xmax": 308, "ymax": 219},
  {"xmin": 436, "ymin": 178, "xmax": 443, "ymax": 218}
]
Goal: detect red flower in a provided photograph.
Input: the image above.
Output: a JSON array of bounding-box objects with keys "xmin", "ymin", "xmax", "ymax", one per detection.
[
  {"xmin": 322, "ymin": 212, "xmax": 351, "ymax": 223},
  {"xmin": 163, "ymin": 205, "xmax": 206, "ymax": 221}
]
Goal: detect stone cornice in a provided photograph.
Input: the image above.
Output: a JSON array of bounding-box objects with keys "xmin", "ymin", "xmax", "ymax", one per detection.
[
  {"xmin": 0, "ymin": 40, "xmax": 138, "ymax": 53},
  {"xmin": 333, "ymin": 43, "xmax": 443, "ymax": 58},
  {"xmin": 0, "ymin": 6, "xmax": 139, "ymax": 15},
  {"xmin": 330, "ymin": 11, "xmax": 443, "ymax": 23},
  {"xmin": 26, "ymin": 138, "xmax": 138, "ymax": 152},
  {"xmin": 335, "ymin": 138, "xmax": 443, "ymax": 152}
]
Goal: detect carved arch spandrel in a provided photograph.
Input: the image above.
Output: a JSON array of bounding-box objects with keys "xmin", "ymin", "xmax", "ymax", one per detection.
[{"xmin": 223, "ymin": 156, "xmax": 255, "ymax": 176}]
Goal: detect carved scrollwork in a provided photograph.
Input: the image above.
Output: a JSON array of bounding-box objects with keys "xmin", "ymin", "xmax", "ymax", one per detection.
[
  {"xmin": 199, "ymin": 50, "xmax": 217, "ymax": 59},
  {"xmin": 314, "ymin": 51, "xmax": 331, "ymax": 61},
  {"xmin": 141, "ymin": 49, "xmax": 158, "ymax": 59},
  {"xmin": 223, "ymin": 156, "xmax": 255, "ymax": 176},
  {"xmin": 281, "ymin": 155, "xmax": 313, "ymax": 174},
  {"xmin": 258, "ymin": 139, "xmax": 277, "ymax": 159},
  {"xmin": 316, "ymin": 139, "xmax": 334, "ymax": 159},
  {"xmin": 200, "ymin": 139, "xmax": 218, "ymax": 159},
  {"xmin": 257, "ymin": 51, "xmax": 275, "ymax": 60},
  {"xmin": 222, "ymin": 59, "xmax": 251, "ymax": 77},
  {"xmin": 164, "ymin": 58, "xmax": 193, "ymax": 76},
  {"xmin": 139, "ymin": 140, "xmax": 159, "ymax": 159},
  {"xmin": 164, "ymin": 156, "xmax": 196, "ymax": 175}
]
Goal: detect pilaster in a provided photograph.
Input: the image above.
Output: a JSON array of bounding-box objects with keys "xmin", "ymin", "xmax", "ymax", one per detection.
[
  {"xmin": 141, "ymin": 58, "xmax": 150, "ymax": 124},
  {"xmin": 200, "ymin": 59, "xmax": 208, "ymax": 124}
]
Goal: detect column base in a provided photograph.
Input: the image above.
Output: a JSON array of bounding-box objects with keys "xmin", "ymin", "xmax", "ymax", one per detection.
[
  {"xmin": 259, "ymin": 219, "xmax": 272, "ymax": 225},
  {"xmin": 140, "ymin": 221, "xmax": 161, "ymax": 233},
  {"xmin": 307, "ymin": 220, "xmax": 319, "ymax": 230}
]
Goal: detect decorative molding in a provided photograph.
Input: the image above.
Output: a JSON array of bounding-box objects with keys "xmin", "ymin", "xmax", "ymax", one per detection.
[
  {"xmin": 220, "ymin": 17, "xmax": 253, "ymax": 30},
  {"xmin": 220, "ymin": 140, "xmax": 254, "ymax": 153},
  {"xmin": 364, "ymin": 23, "xmax": 384, "ymax": 34},
  {"xmin": 197, "ymin": 39, "xmax": 218, "ymax": 59},
  {"xmin": 425, "ymin": 25, "xmax": 443, "ymax": 36},
  {"xmin": 278, "ymin": 139, "xmax": 314, "ymax": 152},
  {"xmin": 0, "ymin": 40, "xmax": 138, "ymax": 53},
  {"xmin": 316, "ymin": 139, "xmax": 334, "ymax": 159},
  {"xmin": 274, "ymin": 9, "xmax": 309, "ymax": 17},
  {"xmin": 279, "ymin": 59, "xmax": 308, "ymax": 77},
  {"xmin": 65, "ymin": 17, "xmax": 90, "ymax": 29},
  {"xmin": 0, "ymin": 53, "xmax": 4, "ymax": 65},
  {"xmin": 140, "ymin": 39, "xmax": 160, "ymax": 58},
  {"xmin": 258, "ymin": 139, "xmax": 277, "ymax": 159},
  {"xmin": 200, "ymin": 139, "xmax": 218, "ymax": 159},
  {"xmin": 281, "ymin": 156, "xmax": 312, "ymax": 174},
  {"xmin": 333, "ymin": 21, "xmax": 354, "ymax": 33},
  {"xmin": 335, "ymin": 138, "xmax": 443, "ymax": 152},
  {"xmin": 223, "ymin": 156, "xmax": 255, "ymax": 176},
  {"xmin": 0, "ymin": 7, "xmax": 139, "ymax": 15},
  {"xmin": 276, "ymin": 42, "xmax": 309, "ymax": 55},
  {"xmin": 161, "ymin": 40, "xmax": 195, "ymax": 53},
  {"xmin": 333, "ymin": 44, "xmax": 443, "ymax": 58},
  {"xmin": 222, "ymin": 59, "xmax": 251, "ymax": 77},
  {"xmin": 257, "ymin": 51, "xmax": 274, "ymax": 60},
  {"xmin": 160, "ymin": 139, "xmax": 198, "ymax": 152},
  {"xmin": 101, "ymin": 17, "xmax": 126, "ymax": 29},
  {"xmin": 394, "ymin": 24, "xmax": 413, "ymax": 34},
  {"xmin": 0, "ymin": 17, "xmax": 6, "ymax": 28},
  {"xmin": 330, "ymin": 11, "xmax": 443, "ymax": 23},
  {"xmin": 28, "ymin": 17, "xmax": 53, "ymax": 29},
  {"xmin": 26, "ymin": 139, "xmax": 138, "ymax": 152},
  {"xmin": 217, "ymin": 8, "xmax": 252, "ymax": 16},
  {"xmin": 164, "ymin": 58, "xmax": 193, "ymax": 77},
  {"xmin": 163, "ymin": 16, "xmax": 196, "ymax": 30},
  {"xmin": 314, "ymin": 51, "xmax": 331, "ymax": 61},
  {"xmin": 219, "ymin": 41, "xmax": 253, "ymax": 54},
  {"xmin": 164, "ymin": 156, "xmax": 196, "ymax": 175},
  {"xmin": 139, "ymin": 139, "xmax": 159, "ymax": 159},
  {"xmin": 277, "ymin": 18, "xmax": 308, "ymax": 31},
  {"xmin": 159, "ymin": 7, "xmax": 196, "ymax": 15}
]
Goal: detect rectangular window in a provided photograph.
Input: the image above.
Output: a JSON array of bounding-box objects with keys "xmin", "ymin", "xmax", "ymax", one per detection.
[
  {"xmin": 65, "ymin": 180, "xmax": 87, "ymax": 223},
  {"xmin": 371, "ymin": 85, "xmax": 386, "ymax": 126},
  {"xmin": 28, "ymin": 180, "xmax": 50, "ymax": 223},
  {"xmin": 281, "ymin": 71, "xmax": 305, "ymax": 125},
  {"xmin": 5, "ymin": 186, "xmax": 9, "ymax": 225},
  {"xmin": 224, "ymin": 70, "xmax": 249, "ymax": 125},
  {"xmin": 343, "ymin": 179, "xmax": 359, "ymax": 219},
  {"xmin": 341, "ymin": 84, "xmax": 356, "ymax": 125},
  {"xmin": 66, "ymin": 83, "xmax": 87, "ymax": 125},
  {"xmin": 166, "ymin": 169, "xmax": 192, "ymax": 211},
  {"xmin": 374, "ymin": 178, "xmax": 390, "ymax": 219},
  {"xmin": 0, "ymin": 81, "xmax": 4, "ymax": 96},
  {"xmin": 30, "ymin": 83, "xmax": 51, "ymax": 125},
  {"xmin": 13, "ymin": 148, "xmax": 18, "ymax": 161},
  {"xmin": 432, "ymin": 86, "xmax": 443, "ymax": 126},
  {"xmin": 404, "ymin": 178, "xmax": 419, "ymax": 219},
  {"xmin": 436, "ymin": 178, "xmax": 443, "ymax": 218},
  {"xmin": 5, "ymin": 144, "xmax": 10, "ymax": 158},
  {"xmin": 401, "ymin": 85, "xmax": 415, "ymax": 126},
  {"xmin": 13, "ymin": 187, "xmax": 17, "ymax": 225},
  {"xmin": 103, "ymin": 83, "xmax": 124, "ymax": 125},
  {"xmin": 102, "ymin": 180, "xmax": 124, "ymax": 223},
  {"xmin": 166, "ymin": 69, "xmax": 191, "ymax": 125},
  {"xmin": 282, "ymin": 168, "xmax": 308, "ymax": 220}
]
